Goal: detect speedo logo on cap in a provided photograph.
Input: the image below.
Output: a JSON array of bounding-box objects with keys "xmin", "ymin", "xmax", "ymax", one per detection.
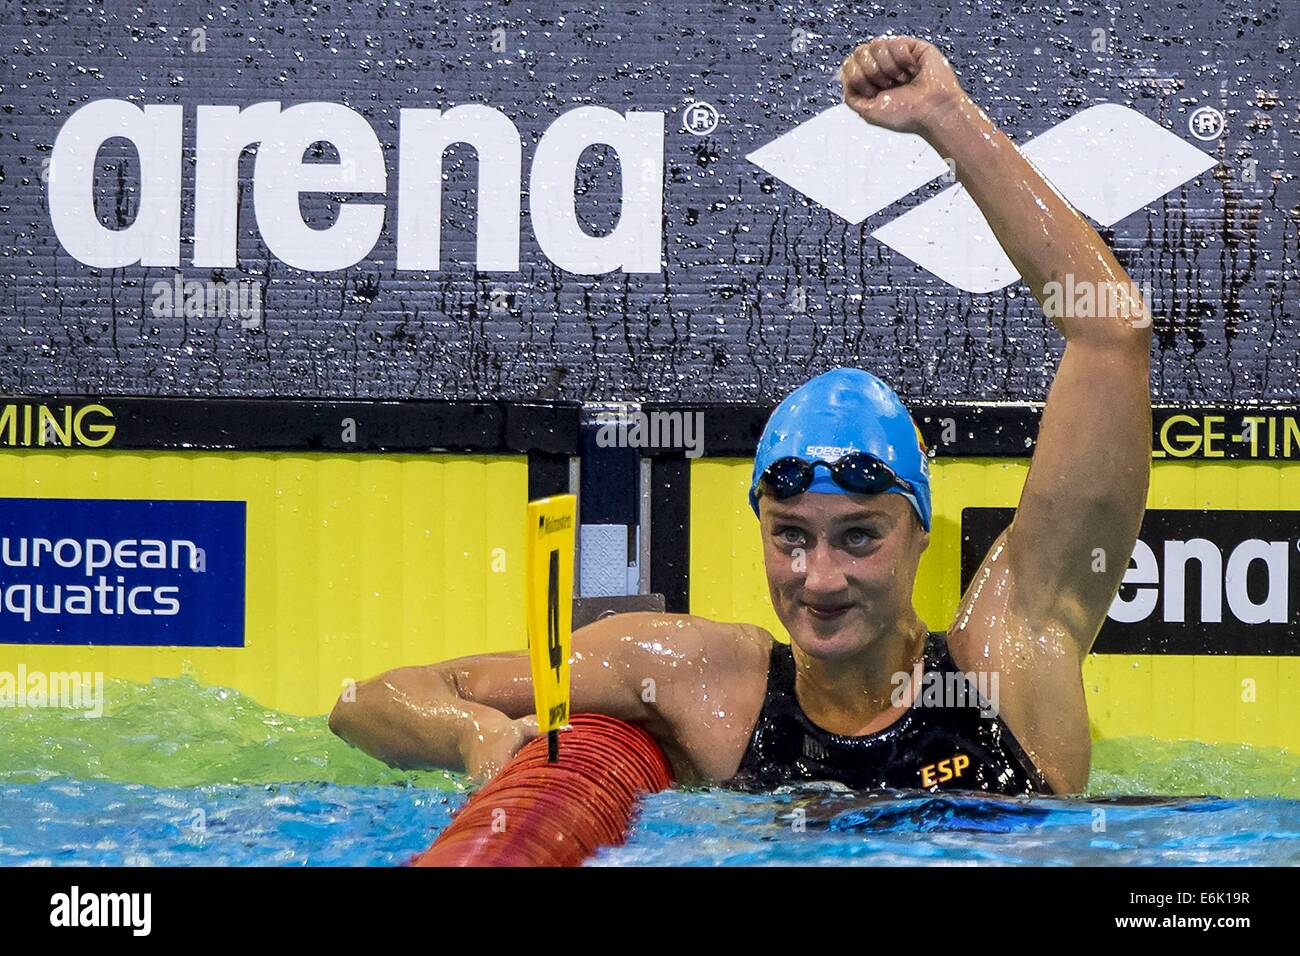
[{"xmin": 804, "ymin": 445, "xmax": 858, "ymax": 459}]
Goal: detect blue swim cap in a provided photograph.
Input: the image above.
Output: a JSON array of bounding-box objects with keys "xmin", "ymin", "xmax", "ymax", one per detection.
[{"xmin": 749, "ymin": 368, "xmax": 932, "ymax": 530}]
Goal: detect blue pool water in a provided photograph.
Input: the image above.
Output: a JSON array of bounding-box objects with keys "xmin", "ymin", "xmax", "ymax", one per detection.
[
  {"xmin": 591, "ymin": 789, "xmax": 1300, "ymax": 866},
  {"xmin": 4, "ymin": 779, "xmax": 1300, "ymax": 866},
  {"xmin": 2, "ymin": 676, "xmax": 1299, "ymax": 866},
  {"xmin": 0, "ymin": 780, "xmax": 463, "ymax": 867}
]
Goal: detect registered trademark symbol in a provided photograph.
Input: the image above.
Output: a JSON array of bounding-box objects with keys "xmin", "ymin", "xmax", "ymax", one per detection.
[
  {"xmin": 1188, "ymin": 106, "xmax": 1224, "ymax": 141},
  {"xmin": 682, "ymin": 100, "xmax": 720, "ymax": 136}
]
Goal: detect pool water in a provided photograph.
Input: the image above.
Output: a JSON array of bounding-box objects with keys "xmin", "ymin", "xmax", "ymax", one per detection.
[
  {"xmin": 3, "ymin": 677, "xmax": 1299, "ymax": 866},
  {"xmin": 591, "ymin": 789, "xmax": 1300, "ymax": 865}
]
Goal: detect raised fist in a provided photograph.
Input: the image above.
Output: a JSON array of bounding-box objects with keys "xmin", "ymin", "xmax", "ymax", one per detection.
[{"xmin": 840, "ymin": 36, "xmax": 967, "ymax": 135}]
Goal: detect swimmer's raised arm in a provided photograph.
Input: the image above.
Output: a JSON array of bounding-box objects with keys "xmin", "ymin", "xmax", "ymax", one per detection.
[
  {"xmin": 329, "ymin": 612, "xmax": 762, "ymax": 783},
  {"xmin": 843, "ymin": 36, "xmax": 1151, "ymax": 650},
  {"xmin": 843, "ymin": 36, "xmax": 1152, "ymax": 791}
]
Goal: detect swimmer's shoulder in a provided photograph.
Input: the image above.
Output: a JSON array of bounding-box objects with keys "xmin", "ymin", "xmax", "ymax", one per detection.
[
  {"xmin": 595, "ymin": 613, "xmax": 773, "ymax": 782},
  {"xmin": 593, "ymin": 611, "xmax": 773, "ymax": 674}
]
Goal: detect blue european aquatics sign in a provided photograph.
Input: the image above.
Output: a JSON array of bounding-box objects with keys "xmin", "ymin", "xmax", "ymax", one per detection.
[{"xmin": 0, "ymin": 498, "xmax": 246, "ymax": 646}]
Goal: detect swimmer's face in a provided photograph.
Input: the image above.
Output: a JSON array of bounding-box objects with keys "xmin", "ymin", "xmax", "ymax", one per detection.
[{"xmin": 759, "ymin": 491, "xmax": 928, "ymax": 660}]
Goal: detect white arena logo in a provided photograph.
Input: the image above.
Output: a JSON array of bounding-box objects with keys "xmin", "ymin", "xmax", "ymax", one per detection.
[
  {"xmin": 1110, "ymin": 538, "xmax": 1292, "ymax": 625},
  {"xmin": 47, "ymin": 101, "xmax": 665, "ymax": 275},
  {"xmin": 748, "ymin": 103, "xmax": 1217, "ymax": 293}
]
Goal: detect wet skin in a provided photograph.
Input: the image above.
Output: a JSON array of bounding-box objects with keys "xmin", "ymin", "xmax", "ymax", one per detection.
[
  {"xmin": 328, "ymin": 486, "xmax": 1095, "ymax": 793},
  {"xmin": 329, "ymin": 35, "xmax": 1152, "ymax": 795}
]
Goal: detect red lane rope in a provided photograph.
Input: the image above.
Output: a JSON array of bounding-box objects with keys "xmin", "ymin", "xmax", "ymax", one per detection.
[{"xmin": 411, "ymin": 713, "xmax": 674, "ymax": 867}]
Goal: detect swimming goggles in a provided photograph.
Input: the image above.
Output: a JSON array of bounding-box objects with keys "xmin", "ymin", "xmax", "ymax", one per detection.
[{"xmin": 756, "ymin": 452, "xmax": 919, "ymax": 502}]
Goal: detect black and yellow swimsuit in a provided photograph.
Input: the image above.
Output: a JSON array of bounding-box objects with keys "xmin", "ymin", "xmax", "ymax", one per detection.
[{"xmin": 728, "ymin": 630, "xmax": 1054, "ymax": 795}]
